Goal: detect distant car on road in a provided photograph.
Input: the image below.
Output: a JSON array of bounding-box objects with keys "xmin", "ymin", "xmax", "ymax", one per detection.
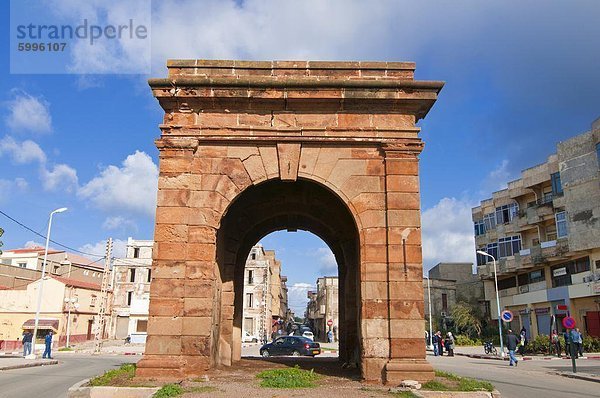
[
  {"xmin": 301, "ymin": 331, "xmax": 314, "ymax": 340},
  {"xmin": 260, "ymin": 336, "xmax": 321, "ymax": 357},
  {"xmin": 242, "ymin": 330, "xmax": 259, "ymax": 343}
]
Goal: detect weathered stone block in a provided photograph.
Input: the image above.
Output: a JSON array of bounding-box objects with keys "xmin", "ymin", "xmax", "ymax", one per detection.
[
  {"xmin": 147, "ymin": 316, "xmax": 182, "ymax": 335},
  {"xmin": 182, "ymin": 317, "xmax": 212, "ymax": 336}
]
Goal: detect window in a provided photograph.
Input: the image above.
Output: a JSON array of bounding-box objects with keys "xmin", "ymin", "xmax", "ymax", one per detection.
[
  {"xmin": 250, "ymin": 252, "xmax": 256, "ymax": 260},
  {"xmin": 495, "ymin": 203, "xmax": 519, "ymax": 224},
  {"xmin": 498, "ymin": 235, "xmax": 521, "ymax": 258},
  {"xmin": 246, "ymin": 293, "xmax": 254, "ymax": 308},
  {"xmin": 476, "ymin": 247, "xmax": 489, "ymax": 266},
  {"xmin": 147, "ymin": 269, "xmax": 152, "ymax": 283},
  {"xmin": 572, "ymin": 257, "xmax": 590, "ymax": 274},
  {"xmin": 483, "ymin": 213, "xmax": 496, "ymax": 231},
  {"xmin": 529, "ymin": 269, "xmax": 545, "ymax": 283},
  {"xmin": 474, "ymin": 220, "xmax": 485, "ymax": 236},
  {"xmin": 486, "ymin": 242, "xmax": 498, "ymax": 261},
  {"xmin": 551, "ymin": 173, "xmax": 563, "ymax": 195},
  {"xmin": 133, "ymin": 247, "xmax": 140, "ymax": 258},
  {"xmin": 90, "ymin": 295, "xmax": 97, "ymax": 307},
  {"xmin": 441, "ymin": 293, "xmax": 448, "ymax": 312},
  {"xmin": 556, "ymin": 211, "xmax": 568, "ymax": 238},
  {"xmin": 136, "ymin": 320, "xmax": 148, "ymax": 333},
  {"xmin": 129, "ymin": 269, "xmax": 136, "ymax": 282},
  {"xmin": 127, "ymin": 291, "xmax": 133, "ymax": 306},
  {"xmin": 551, "ymin": 257, "xmax": 590, "ymax": 287},
  {"xmin": 17, "ymin": 262, "xmax": 26, "ymax": 268},
  {"xmin": 248, "ymin": 270, "xmax": 254, "ymax": 284},
  {"xmin": 498, "ymin": 276, "xmax": 517, "ymax": 290}
]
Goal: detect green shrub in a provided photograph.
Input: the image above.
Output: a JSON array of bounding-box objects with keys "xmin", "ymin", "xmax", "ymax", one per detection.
[
  {"xmin": 454, "ymin": 335, "xmax": 482, "ymax": 346},
  {"xmin": 153, "ymin": 384, "xmax": 184, "ymax": 398},
  {"xmin": 256, "ymin": 365, "xmax": 319, "ymax": 388},
  {"xmin": 583, "ymin": 336, "xmax": 600, "ymax": 352},
  {"xmin": 527, "ymin": 334, "xmax": 551, "ymax": 354},
  {"xmin": 424, "ymin": 371, "xmax": 493, "ymax": 392},
  {"xmin": 89, "ymin": 364, "xmax": 136, "ymax": 386}
]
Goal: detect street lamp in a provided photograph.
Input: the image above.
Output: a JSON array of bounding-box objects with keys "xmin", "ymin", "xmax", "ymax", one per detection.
[
  {"xmin": 424, "ymin": 275, "xmax": 433, "ymax": 349},
  {"xmin": 64, "ymin": 295, "xmax": 79, "ymax": 348},
  {"xmin": 30, "ymin": 207, "xmax": 67, "ymax": 358},
  {"xmin": 477, "ymin": 250, "xmax": 505, "ymax": 357}
]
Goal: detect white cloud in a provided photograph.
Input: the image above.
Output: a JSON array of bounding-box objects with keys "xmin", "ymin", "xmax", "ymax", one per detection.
[
  {"xmin": 24, "ymin": 240, "xmax": 45, "ymax": 248},
  {"xmin": 78, "ymin": 238, "xmax": 127, "ymax": 259},
  {"xmin": 421, "ymin": 197, "xmax": 476, "ymax": 273},
  {"xmin": 41, "ymin": 163, "xmax": 79, "ymax": 193},
  {"xmin": 480, "ymin": 159, "xmax": 512, "ymax": 195},
  {"xmin": 5, "ymin": 92, "xmax": 52, "ymax": 134},
  {"xmin": 0, "ymin": 136, "xmax": 47, "ymax": 164},
  {"xmin": 314, "ymin": 247, "xmax": 337, "ymax": 275},
  {"xmin": 287, "ymin": 282, "xmax": 315, "ymax": 315},
  {"xmin": 102, "ymin": 216, "xmax": 138, "ymax": 231},
  {"xmin": 78, "ymin": 151, "xmax": 158, "ymax": 216},
  {"xmin": 0, "ymin": 178, "xmax": 28, "ymax": 203}
]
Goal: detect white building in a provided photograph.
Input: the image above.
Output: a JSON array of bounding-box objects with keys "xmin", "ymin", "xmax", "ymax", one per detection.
[{"xmin": 110, "ymin": 238, "xmax": 153, "ymax": 344}]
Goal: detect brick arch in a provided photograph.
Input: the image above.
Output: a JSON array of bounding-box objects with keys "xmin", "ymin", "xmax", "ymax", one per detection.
[
  {"xmin": 137, "ymin": 59, "xmax": 443, "ymax": 384},
  {"xmin": 214, "ymin": 178, "xmax": 361, "ymax": 367}
]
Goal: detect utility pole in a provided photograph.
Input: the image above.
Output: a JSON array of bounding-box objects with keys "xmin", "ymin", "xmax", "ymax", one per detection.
[{"xmin": 93, "ymin": 238, "xmax": 112, "ymax": 355}]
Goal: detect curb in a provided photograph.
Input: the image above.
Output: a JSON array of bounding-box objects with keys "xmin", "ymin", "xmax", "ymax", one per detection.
[
  {"xmin": 554, "ymin": 372, "xmax": 600, "ymax": 384},
  {"xmin": 0, "ymin": 359, "xmax": 59, "ymax": 371}
]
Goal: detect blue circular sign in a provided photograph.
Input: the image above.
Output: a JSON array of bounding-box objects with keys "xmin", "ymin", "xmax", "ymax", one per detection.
[{"xmin": 501, "ymin": 310, "xmax": 513, "ymax": 322}]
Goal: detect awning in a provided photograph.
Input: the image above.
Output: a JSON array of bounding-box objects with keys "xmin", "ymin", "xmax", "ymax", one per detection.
[{"xmin": 22, "ymin": 319, "xmax": 59, "ymax": 330}]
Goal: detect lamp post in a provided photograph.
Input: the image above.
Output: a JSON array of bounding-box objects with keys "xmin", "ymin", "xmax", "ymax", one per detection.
[
  {"xmin": 477, "ymin": 250, "xmax": 504, "ymax": 357},
  {"xmin": 424, "ymin": 275, "xmax": 433, "ymax": 348},
  {"xmin": 30, "ymin": 207, "xmax": 67, "ymax": 358},
  {"xmin": 64, "ymin": 294, "xmax": 79, "ymax": 348}
]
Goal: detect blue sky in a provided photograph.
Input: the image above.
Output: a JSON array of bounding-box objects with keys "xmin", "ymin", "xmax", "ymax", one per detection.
[{"xmin": 1, "ymin": 1, "xmax": 599, "ymax": 314}]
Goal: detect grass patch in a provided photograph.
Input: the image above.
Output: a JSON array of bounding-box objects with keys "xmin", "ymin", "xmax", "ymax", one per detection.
[
  {"xmin": 186, "ymin": 386, "xmax": 219, "ymax": 394},
  {"xmin": 89, "ymin": 363, "xmax": 136, "ymax": 387},
  {"xmin": 390, "ymin": 391, "xmax": 419, "ymax": 398},
  {"xmin": 422, "ymin": 371, "xmax": 493, "ymax": 392},
  {"xmin": 153, "ymin": 384, "xmax": 184, "ymax": 398},
  {"xmin": 58, "ymin": 347, "xmax": 74, "ymax": 351},
  {"xmin": 256, "ymin": 365, "xmax": 319, "ymax": 388}
]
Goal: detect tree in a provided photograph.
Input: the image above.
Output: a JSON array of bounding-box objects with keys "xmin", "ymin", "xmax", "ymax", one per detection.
[{"xmin": 451, "ymin": 302, "xmax": 482, "ymax": 338}]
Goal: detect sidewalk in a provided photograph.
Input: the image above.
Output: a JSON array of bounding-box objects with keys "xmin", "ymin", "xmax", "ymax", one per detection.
[
  {"xmin": 430, "ymin": 345, "xmax": 600, "ymax": 361},
  {"xmin": 0, "ymin": 356, "xmax": 58, "ymax": 371}
]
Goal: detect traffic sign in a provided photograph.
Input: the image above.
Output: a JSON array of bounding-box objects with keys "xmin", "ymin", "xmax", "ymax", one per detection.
[
  {"xmin": 556, "ymin": 304, "xmax": 568, "ymax": 311},
  {"xmin": 562, "ymin": 316, "xmax": 576, "ymax": 329},
  {"xmin": 501, "ymin": 310, "xmax": 513, "ymax": 323},
  {"xmin": 327, "ymin": 319, "xmax": 333, "ymax": 327}
]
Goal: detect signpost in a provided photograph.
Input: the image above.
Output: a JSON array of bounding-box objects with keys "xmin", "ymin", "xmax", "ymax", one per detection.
[
  {"xmin": 327, "ymin": 319, "xmax": 333, "ymax": 327},
  {"xmin": 562, "ymin": 316, "xmax": 577, "ymax": 373},
  {"xmin": 501, "ymin": 310, "xmax": 513, "ymax": 323}
]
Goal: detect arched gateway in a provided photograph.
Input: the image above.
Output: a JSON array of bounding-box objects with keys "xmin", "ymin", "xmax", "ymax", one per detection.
[{"xmin": 136, "ymin": 60, "xmax": 444, "ymax": 384}]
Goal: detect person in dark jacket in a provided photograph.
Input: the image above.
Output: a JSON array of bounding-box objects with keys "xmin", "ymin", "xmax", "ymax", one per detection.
[
  {"xmin": 445, "ymin": 332, "xmax": 455, "ymax": 357},
  {"xmin": 22, "ymin": 331, "xmax": 33, "ymax": 357},
  {"xmin": 506, "ymin": 329, "xmax": 519, "ymax": 366},
  {"xmin": 42, "ymin": 331, "xmax": 53, "ymax": 359}
]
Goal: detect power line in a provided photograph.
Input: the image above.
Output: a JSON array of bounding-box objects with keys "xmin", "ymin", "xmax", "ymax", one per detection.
[{"xmin": 0, "ymin": 209, "xmax": 104, "ymax": 257}]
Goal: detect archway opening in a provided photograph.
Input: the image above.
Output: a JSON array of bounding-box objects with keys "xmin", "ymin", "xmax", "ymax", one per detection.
[{"xmin": 214, "ymin": 178, "xmax": 361, "ymax": 370}]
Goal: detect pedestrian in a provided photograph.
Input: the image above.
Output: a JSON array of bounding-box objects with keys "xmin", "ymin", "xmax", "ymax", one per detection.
[
  {"xmin": 22, "ymin": 330, "xmax": 33, "ymax": 357},
  {"xmin": 573, "ymin": 328, "xmax": 583, "ymax": 358},
  {"xmin": 327, "ymin": 329, "xmax": 333, "ymax": 343},
  {"xmin": 438, "ymin": 331, "xmax": 444, "ymax": 356},
  {"xmin": 563, "ymin": 330, "xmax": 570, "ymax": 356},
  {"xmin": 42, "ymin": 331, "xmax": 53, "ymax": 359},
  {"xmin": 506, "ymin": 329, "xmax": 519, "ymax": 366},
  {"xmin": 432, "ymin": 331, "xmax": 440, "ymax": 356},
  {"xmin": 445, "ymin": 332, "xmax": 455, "ymax": 357},
  {"xmin": 551, "ymin": 330, "xmax": 561, "ymax": 357},
  {"xmin": 518, "ymin": 327, "xmax": 527, "ymax": 356}
]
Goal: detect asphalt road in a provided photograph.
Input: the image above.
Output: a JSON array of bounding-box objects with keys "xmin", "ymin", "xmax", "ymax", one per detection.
[
  {"xmin": 0, "ymin": 354, "xmax": 137, "ymax": 398},
  {"xmin": 429, "ymin": 354, "xmax": 600, "ymax": 398}
]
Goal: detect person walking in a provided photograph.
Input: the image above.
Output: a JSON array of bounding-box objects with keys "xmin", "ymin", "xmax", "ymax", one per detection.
[
  {"xmin": 518, "ymin": 327, "xmax": 527, "ymax": 356},
  {"xmin": 22, "ymin": 331, "xmax": 33, "ymax": 357},
  {"xmin": 551, "ymin": 330, "xmax": 561, "ymax": 357},
  {"xmin": 42, "ymin": 331, "xmax": 53, "ymax": 359},
  {"xmin": 563, "ymin": 330, "xmax": 570, "ymax": 356},
  {"xmin": 445, "ymin": 332, "xmax": 455, "ymax": 357},
  {"xmin": 573, "ymin": 328, "xmax": 583, "ymax": 358},
  {"xmin": 506, "ymin": 329, "xmax": 519, "ymax": 366}
]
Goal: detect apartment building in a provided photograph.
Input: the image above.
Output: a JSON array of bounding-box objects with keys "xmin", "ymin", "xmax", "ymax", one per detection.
[
  {"xmin": 306, "ymin": 276, "xmax": 339, "ymax": 341},
  {"xmin": 110, "ymin": 238, "xmax": 153, "ymax": 343},
  {"xmin": 473, "ymin": 119, "xmax": 600, "ymax": 338},
  {"xmin": 242, "ymin": 244, "xmax": 286, "ymax": 342}
]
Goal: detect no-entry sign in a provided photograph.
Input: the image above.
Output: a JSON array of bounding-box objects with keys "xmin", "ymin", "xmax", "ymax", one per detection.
[
  {"xmin": 501, "ymin": 310, "xmax": 513, "ymax": 323},
  {"xmin": 562, "ymin": 316, "xmax": 576, "ymax": 329},
  {"xmin": 327, "ymin": 319, "xmax": 333, "ymax": 326}
]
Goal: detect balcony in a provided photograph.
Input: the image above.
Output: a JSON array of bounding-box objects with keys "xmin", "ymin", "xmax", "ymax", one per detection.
[{"xmin": 529, "ymin": 239, "xmax": 570, "ymax": 264}]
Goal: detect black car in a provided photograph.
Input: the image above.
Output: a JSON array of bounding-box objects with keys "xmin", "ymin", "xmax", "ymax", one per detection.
[{"xmin": 260, "ymin": 336, "xmax": 321, "ymax": 357}]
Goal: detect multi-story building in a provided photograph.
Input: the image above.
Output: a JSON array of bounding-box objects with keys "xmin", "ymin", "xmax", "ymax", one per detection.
[
  {"xmin": 110, "ymin": 238, "xmax": 153, "ymax": 343},
  {"xmin": 473, "ymin": 119, "xmax": 600, "ymax": 338},
  {"xmin": 306, "ymin": 276, "xmax": 339, "ymax": 341},
  {"xmin": 423, "ymin": 262, "xmax": 484, "ymax": 331},
  {"xmin": 242, "ymin": 244, "xmax": 285, "ymax": 342}
]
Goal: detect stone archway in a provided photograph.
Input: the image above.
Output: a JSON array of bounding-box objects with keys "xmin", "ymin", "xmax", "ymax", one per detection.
[{"xmin": 136, "ymin": 60, "xmax": 444, "ymax": 384}]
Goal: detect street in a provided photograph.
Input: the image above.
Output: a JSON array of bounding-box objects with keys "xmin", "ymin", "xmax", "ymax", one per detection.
[
  {"xmin": 0, "ymin": 354, "xmax": 137, "ymax": 398},
  {"xmin": 429, "ymin": 354, "xmax": 600, "ymax": 398}
]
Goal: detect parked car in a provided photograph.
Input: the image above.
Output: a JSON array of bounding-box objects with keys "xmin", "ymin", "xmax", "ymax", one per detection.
[
  {"xmin": 302, "ymin": 331, "xmax": 314, "ymax": 340},
  {"xmin": 242, "ymin": 330, "xmax": 259, "ymax": 343},
  {"xmin": 260, "ymin": 336, "xmax": 321, "ymax": 357}
]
